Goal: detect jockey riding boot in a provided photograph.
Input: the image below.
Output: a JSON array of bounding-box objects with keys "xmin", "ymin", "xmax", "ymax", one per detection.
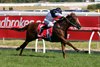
[{"xmin": 38, "ymin": 25, "xmax": 48, "ymax": 37}]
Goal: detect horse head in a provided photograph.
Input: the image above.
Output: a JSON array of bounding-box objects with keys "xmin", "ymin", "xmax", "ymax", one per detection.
[{"xmin": 66, "ymin": 13, "xmax": 81, "ymax": 29}]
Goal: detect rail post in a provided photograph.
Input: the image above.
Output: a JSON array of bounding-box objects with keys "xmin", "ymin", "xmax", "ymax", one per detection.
[
  {"xmin": 35, "ymin": 38, "xmax": 46, "ymax": 53},
  {"xmin": 88, "ymin": 30, "xmax": 100, "ymax": 54}
]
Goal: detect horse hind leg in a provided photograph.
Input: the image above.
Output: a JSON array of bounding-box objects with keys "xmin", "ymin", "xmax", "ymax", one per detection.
[
  {"xmin": 16, "ymin": 41, "xmax": 29, "ymax": 56},
  {"xmin": 61, "ymin": 42, "xmax": 66, "ymax": 59},
  {"xmin": 16, "ymin": 41, "xmax": 26, "ymax": 51}
]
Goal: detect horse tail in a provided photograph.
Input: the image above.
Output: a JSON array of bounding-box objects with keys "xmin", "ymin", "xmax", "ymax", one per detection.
[{"xmin": 10, "ymin": 24, "xmax": 29, "ymax": 32}]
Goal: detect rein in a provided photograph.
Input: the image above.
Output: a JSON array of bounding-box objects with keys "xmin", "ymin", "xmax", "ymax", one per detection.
[
  {"xmin": 54, "ymin": 16, "xmax": 77, "ymax": 29},
  {"xmin": 54, "ymin": 17, "xmax": 70, "ymax": 30},
  {"xmin": 67, "ymin": 19, "xmax": 76, "ymax": 27}
]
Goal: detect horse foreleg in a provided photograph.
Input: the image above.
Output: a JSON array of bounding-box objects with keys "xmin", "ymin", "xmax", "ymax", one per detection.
[
  {"xmin": 60, "ymin": 36, "xmax": 79, "ymax": 52},
  {"xmin": 16, "ymin": 41, "xmax": 29, "ymax": 56},
  {"xmin": 66, "ymin": 42, "xmax": 79, "ymax": 52},
  {"xmin": 61, "ymin": 42, "xmax": 66, "ymax": 59}
]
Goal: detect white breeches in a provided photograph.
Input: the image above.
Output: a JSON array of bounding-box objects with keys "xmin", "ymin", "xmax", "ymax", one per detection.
[{"xmin": 44, "ymin": 19, "xmax": 54, "ymax": 27}]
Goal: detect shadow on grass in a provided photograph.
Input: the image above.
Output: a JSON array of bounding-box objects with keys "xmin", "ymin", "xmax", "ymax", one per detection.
[
  {"xmin": 0, "ymin": 47, "xmax": 100, "ymax": 58},
  {"xmin": 11, "ymin": 53, "xmax": 56, "ymax": 58}
]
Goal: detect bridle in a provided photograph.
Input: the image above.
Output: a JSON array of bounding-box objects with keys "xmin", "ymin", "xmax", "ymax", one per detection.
[
  {"xmin": 66, "ymin": 17, "xmax": 76, "ymax": 27},
  {"xmin": 66, "ymin": 15, "xmax": 79, "ymax": 27},
  {"xmin": 66, "ymin": 13, "xmax": 81, "ymax": 29}
]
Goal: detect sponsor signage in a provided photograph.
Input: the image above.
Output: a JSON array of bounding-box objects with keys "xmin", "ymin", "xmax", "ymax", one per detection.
[{"xmin": 0, "ymin": 16, "xmax": 100, "ymax": 41}]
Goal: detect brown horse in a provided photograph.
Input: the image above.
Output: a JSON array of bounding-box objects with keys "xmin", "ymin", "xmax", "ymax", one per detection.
[{"xmin": 11, "ymin": 13, "xmax": 81, "ymax": 58}]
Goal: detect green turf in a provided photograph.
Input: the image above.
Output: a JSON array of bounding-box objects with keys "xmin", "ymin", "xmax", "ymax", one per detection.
[
  {"xmin": 0, "ymin": 40, "xmax": 100, "ymax": 67},
  {"xmin": 0, "ymin": 49, "xmax": 100, "ymax": 67}
]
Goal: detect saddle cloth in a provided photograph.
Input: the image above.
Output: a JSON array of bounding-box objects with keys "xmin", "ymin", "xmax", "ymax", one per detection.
[{"xmin": 37, "ymin": 24, "xmax": 53, "ymax": 39}]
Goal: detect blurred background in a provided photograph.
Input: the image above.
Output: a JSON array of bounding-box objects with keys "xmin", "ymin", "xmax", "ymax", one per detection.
[{"xmin": 0, "ymin": 0, "xmax": 99, "ymax": 12}]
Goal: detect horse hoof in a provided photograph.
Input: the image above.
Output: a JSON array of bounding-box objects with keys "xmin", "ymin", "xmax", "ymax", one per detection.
[
  {"xmin": 16, "ymin": 47, "xmax": 20, "ymax": 51},
  {"xmin": 19, "ymin": 54, "xmax": 22, "ymax": 56},
  {"xmin": 18, "ymin": 54, "xmax": 22, "ymax": 56},
  {"xmin": 63, "ymin": 54, "xmax": 66, "ymax": 59},
  {"xmin": 63, "ymin": 56, "xmax": 66, "ymax": 59},
  {"xmin": 84, "ymin": 51, "xmax": 88, "ymax": 53},
  {"xmin": 76, "ymin": 49, "xmax": 80, "ymax": 52}
]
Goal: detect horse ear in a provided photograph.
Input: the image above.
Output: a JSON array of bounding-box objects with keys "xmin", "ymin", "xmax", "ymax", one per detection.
[
  {"xmin": 69, "ymin": 12, "xmax": 72, "ymax": 15},
  {"xmin": 66, "ymin": 14, "xmax": 70, "ymax": 18},
  {"xmin": 70, "ymin": 12, "xmax": 75, "ymax": 16}
]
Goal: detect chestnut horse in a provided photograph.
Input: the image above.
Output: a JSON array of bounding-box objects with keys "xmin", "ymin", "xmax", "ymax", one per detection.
[{"xmin": 11, "ymin": 13, "xmax": 81, "ymax": 58}]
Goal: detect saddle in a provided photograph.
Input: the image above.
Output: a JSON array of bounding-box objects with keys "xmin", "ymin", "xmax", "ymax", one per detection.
[{"xmin": 37, "ymin": 24, "xmax": 53, "ymax": 39}]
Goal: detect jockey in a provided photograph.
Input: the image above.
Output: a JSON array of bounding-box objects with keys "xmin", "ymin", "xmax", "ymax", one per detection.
[{"xmin": 38, "ymin": 7, "xmax": 64, "ymax": 37}]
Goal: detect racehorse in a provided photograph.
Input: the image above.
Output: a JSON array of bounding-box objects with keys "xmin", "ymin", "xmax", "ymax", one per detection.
[{"xmin": 11, "ymin": 13, "xmax": 81, "ymax": 58}]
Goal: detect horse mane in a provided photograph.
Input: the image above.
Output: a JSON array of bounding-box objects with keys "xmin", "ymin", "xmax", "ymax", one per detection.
[
  {"xmin": 66, "ymin": 15, "xmax": 70, "ymax": 18},
  {"xmin": 54, "ymin": 16, "xmax": 71, "ymax": 31},
  {"xmin": 55, "ymin": 17, "xmax": 67, "ymax": 24}
]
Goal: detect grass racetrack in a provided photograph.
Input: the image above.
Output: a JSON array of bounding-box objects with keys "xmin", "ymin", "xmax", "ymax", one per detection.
[
  {"xmin": 0, "ymin": 49, "xmax": 100, "ymax": 67},
  {"xmin": 0, "ymin": 40, "xmax": 100, "ymax": 67}
]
